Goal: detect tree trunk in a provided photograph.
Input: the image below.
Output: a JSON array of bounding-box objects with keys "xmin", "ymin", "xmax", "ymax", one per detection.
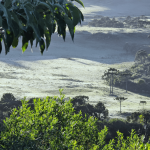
[
  {"xmin": 110, "ymin": 74, "xmax": 111, "ymax": 94},
  {"xmin": 126, "ymin": 77, "xmax": 127, "ymax": 93},
  {"xmin": 112, "ymin": 74, "xmax": 113, "ymax": 94},
  {"xmin": 120, "ymin": 100, "xmax": 121, "ymax": 113}
]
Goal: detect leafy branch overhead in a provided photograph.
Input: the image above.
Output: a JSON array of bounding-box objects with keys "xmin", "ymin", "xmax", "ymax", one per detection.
[{"xmin": 0, "ymin": 0, "xmax": 84, "ymax": 55}]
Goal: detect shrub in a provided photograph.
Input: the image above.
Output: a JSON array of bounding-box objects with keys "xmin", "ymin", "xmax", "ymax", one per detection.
[
  {"xmin": 0, "ymin": 90, "xmax": 109, "ymax": 149},
  {"xmin": 137, "ymin": 78, "xmax": 146, "ymax": 85},
  {"xmin": 70, "ymin": 95, "xmax": 89, "ymax": 106},
  {"xmin": 131, "ymin": 73, "xmax": 141, "ymax": 79},
  {"xmin": 70, "ymin": 96, "xmax": 109, "ymax": 122},
  {"xmin": 0, "ymin": 89, "xmax": 149, "ymax": 149}
]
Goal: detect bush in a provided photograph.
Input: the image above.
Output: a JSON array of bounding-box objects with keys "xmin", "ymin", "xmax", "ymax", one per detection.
[
  {"xmin": 0, "ymin": 90, "xmax": 108, "ymax": 149},
  {"xmin": 71, "ymin": 96, "xmax": 109, "ymax": 122},
  {"xmin": 0, "ymin": 89, "xmax": 149, "ymax": 149},
  {"xmin": 70, "ymin": 95, "xmax": 89, "ymax": 106},
  {"xmin": 131, "ymin": 73, "xmax": 141, "ymax": 79},
  {"xmin": 137, "ymin": 78, "xmax": 146, "ymax": 85}
]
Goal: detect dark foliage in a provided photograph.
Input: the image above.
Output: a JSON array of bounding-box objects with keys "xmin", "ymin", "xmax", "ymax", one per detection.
[
  {"xmin": 102, "ymin": 52, "xmax": 150, "ymax": 94},
  {"xmin": 1, "ymin": 93, "xmax": 16, "ymax": 102}
]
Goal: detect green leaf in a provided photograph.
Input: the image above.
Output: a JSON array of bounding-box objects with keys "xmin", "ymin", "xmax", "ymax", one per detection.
[
  {"xmin": 45, "ymin": 14, "xmax": 55, "ymax": 35},
  {"xmin": 2, "ymin": 32, "xmax": 10, "ymax": 55},
  {"xmin": 7, "ymin": 11, "xmax": 20, "ymax": 38},
  {"xmin": 0, "ymin": 4, "xmax": 12, "ymax": 31},
  {"xmin": 73, "ymin": 0, "xmax": 85, "ymax": 8},
  {"xmin": 44, "ymin": 27, "xmax": 51, "ymax": 50},
  {"xmin": 64, "ymin": 15, "xmax": 74, "ymax": 41},
  {"xmin": 4, "ymin": 29, "xmax": 14, "ymax": 54},
  {"xmin": 75, "ymin": 6, "xmax": 84, "ymax": 23},
  {"xmin": 55, "ymin": 13, "xmax": 66, "ymax": 41},
  {"xmin": 23, "ymin": 3, "xmax": 41, "ymax": 43},
  {"xmin": 0, "ymin": 16, "xmax": 2, "ymax": 27},
  {"xmin": 39, "ymin": 38, "xmax": 45, "ymax": 55},
  {"xmin": 0, "ymin": 35, "xmax": 2, "ymax": 54},
  {"xmin": 21, "ymin": 27, "xmax": 35, "ymax": 53},
  {"xmin": 4, "ymin": 0, "xmax": 12, "ymax": 8},
  {"xmin": 0, "ymin": 4, "xmax": 21, "ymax": 38},
  {"xmin": 22, "ymin": 35, "xmax": 28, "ymax": 53},
  {"xmin": 11, "ymin": 20, "xmax": 21, "ymax": 38},
  {"xmin": 38, "ymin": 24, "xmax": 44, "ymax": 38},
  {"xmin": 67, "ymin": 5, "xmax": 81, "ymax": 26},
  {"xmin": 2, "ymin": 19, "xmax": 8, "ymax": 32},
  {"xmin": 10, "ymin": 11, "xmax": 23, "ymax": 37},
  {"xmin": 33, "ymin": 11, "xmax": 45, "ymax": 38},
  {"xmin": 36, "ymin": 1, "xmax": 54, "ymax": 13},
  {"xmin": 35, "ymin": 37, "xmax": 38, "ymax": 48},
  {"xmin": 6, "ymin": 29, "xmax": 11, "ymax": 34},
  {"xmin": 53, "ymin": 3, "xmax": 67, "ymax": 15},
  {"xmin": 29, "ymin": 31, "xmax": 36, "ymax": 49},
  {"xmin": 12, "ymin": 37, "xmax": 18, "ymax": 48},
  {"xmin": 46, "ymin": 0, "xmax": 55, "ymax": 5},
  {"xmin": 64, "ymin": 6, "xmax": 72, "ymax": 18}
]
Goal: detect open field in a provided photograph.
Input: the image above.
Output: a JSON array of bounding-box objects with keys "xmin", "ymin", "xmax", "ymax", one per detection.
[{"xmin": 0, "ymin": 0, "xmax": 150, "ymax": 122}]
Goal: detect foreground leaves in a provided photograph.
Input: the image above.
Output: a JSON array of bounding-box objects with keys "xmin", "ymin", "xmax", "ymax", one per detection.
[{"xmin": 0, "ymin": 0, "xmax": 84, "ymax": 55}]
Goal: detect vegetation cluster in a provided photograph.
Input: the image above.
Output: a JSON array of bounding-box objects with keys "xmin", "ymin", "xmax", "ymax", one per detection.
[
  {"xmin": 0, "ymin": 0, "xmax": 149, "ymax": 149},
  {"xmin": 0, "ymin": 0, "xmax": 84, "ymax": 55},
  {"xmin": 0, "ymin": 91, "xmax": 149, "ymax": 149},
  {"xmin": 102, "ymin": 50, "xmax": 150, "ymax": 94},
  {"xmin": 88, "ymin": 15, "xmax": 150, "ymax": 28}
]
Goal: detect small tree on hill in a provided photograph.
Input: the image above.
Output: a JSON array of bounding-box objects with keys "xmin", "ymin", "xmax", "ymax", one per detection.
[
  {"xmin": 134, "ymin": 50, "xmax": 148, "ymax": 64},
  {"xmin": 119, "ymin": 70, "xmax": 132, "ymax": 93},
  {"xmin": 102, "ymin": 68, "xmax": 119, "ymax": 95},
  {"xmin": 114, "ymin": 97, "xmax": 128, "ymax": 114}
]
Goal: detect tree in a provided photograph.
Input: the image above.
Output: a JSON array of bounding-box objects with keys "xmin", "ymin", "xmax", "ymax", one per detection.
[
  {"xmin": 114, "ymin": 97, "xmax": 127, "ymax": 114},
  {"xmin": 102, "ymin": 68, "xmax": 119, "ymax": 95},
  {"xmin": 0, "ymin": 0, "xmax": 84, "ymax": 55},
  {"xmin": 134, "ymin": 50, "xmax": 148, "ymax": 64},
  {"xmin": 119, "ymin": 70, "xmax": 132, "ymax": 93},
  {"xmin": 143, "ymin": 62, "xmax": 150, "ymax": 75}
]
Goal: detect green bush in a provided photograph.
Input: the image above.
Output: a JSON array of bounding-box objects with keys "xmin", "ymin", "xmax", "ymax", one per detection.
[
  {"xmin": 0, "ymin": 89, "xmax": 149, "ymax": 149},
  {"xmin": 0, "ymin": 89, "xmax": 109, "ymax": 149}
]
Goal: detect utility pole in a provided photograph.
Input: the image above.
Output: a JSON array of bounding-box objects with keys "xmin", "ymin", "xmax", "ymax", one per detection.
[
  {"xmin": 119, "ymin": 70, "xmax": 132, "ymax": 93},
  {"xmin": 114, "ymin": 97, "xmax": 127, "ymax": 114}
]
